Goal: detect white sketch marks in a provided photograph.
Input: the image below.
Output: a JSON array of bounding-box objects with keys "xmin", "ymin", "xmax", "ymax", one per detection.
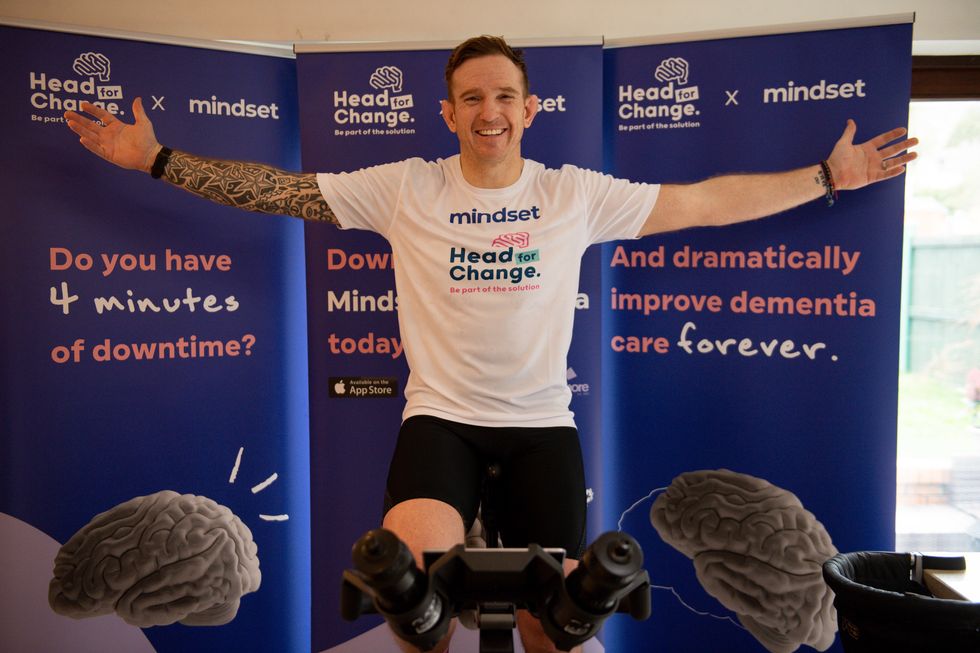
[
  {"xmin": 617, "ymin": 484, "xmax": 745, "ymax": 633},
  {"xmin": 616, "ymin": 485, "xmax": 667, "ymax": 531},
  {"xmin": 251, "ymin": 473, "xmax": 278, "ymax": 494},
  {"xmin": 229, "ymin": 446, "xmax": 289, "ymax": 522},
  {"xmin": 229, "ymin": 446, "xmax": 244, "ymax": 483},
  {"xmin": 259, "ymin": 514, "xmax": 289, "ymax": 522}
]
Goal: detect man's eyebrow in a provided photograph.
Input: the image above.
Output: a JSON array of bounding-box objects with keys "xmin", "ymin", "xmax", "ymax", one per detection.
[{"xmin": 457, "ymin": 85, "xmax": 522, "ymax": 97}]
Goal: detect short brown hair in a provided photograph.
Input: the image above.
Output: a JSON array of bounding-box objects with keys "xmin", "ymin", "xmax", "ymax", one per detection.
[{"xmin": 445, "ymin": 35, "xmax": 529, "ymax": 99}]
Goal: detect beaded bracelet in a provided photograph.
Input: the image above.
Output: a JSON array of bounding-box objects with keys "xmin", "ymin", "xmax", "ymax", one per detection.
[{"xmin": 818, "ymin": 160, "xmax": 837, "ymax": 207}]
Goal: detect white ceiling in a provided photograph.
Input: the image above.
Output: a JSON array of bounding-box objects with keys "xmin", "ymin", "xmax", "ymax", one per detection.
[{"xmin": 1, "ymin": 0, "xmax": 978, "ymax": 53}]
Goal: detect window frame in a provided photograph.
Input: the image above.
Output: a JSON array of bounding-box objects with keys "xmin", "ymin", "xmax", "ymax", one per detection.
[{"xmin": 912, "ymin": 56, "xmax": 980, "ymax": 99}]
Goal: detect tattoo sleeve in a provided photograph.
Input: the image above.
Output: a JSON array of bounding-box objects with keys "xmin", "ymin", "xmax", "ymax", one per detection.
[{"xmin": 162, "ymin": 150, "xmax": 339, "ymax": 224}]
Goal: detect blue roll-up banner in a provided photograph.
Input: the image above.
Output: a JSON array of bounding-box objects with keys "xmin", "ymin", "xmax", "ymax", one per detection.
[
  {"xmin": 602, "ymin": 21, "xmax": 911, "ymax": 653},
  {"xmin": 295, "ymin": 41, "xmax": 604, "ymax": 651},
  {"xmin": 0, "ymin": 25, "xmax": 310, "ymax": 653}
]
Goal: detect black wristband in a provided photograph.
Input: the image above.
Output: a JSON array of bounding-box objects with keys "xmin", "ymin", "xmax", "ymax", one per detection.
[{"xmin": 150, "ymin": 146, "xmax": 172, "ymax": 179}]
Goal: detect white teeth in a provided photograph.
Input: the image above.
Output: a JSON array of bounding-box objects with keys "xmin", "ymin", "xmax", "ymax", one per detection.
[{"xmin": 477, "ymin": 129, "xmax": 504, "ymax": 136}]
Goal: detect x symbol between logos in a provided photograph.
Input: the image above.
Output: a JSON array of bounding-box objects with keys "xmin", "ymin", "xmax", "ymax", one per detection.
[
  {"xmin": 151, "ymin": 95, "xmax": 166, "ymax": 111},
  {"xmin": 725, "ymin": 90, "xmax": 739, "ymax": 106}
]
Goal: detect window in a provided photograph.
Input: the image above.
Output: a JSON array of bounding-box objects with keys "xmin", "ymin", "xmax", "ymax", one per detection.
[{"xmin": 896, "ymin": 58, "xmax": 980, "ymax": 551}]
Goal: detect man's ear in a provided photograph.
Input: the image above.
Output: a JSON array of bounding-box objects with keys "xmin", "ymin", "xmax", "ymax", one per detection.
[
  {"xmin": 441, "ymin": 99, "xmax": 457, "ymax": 133},
  {"xmin": 524, "ymin": 94, "xmax": 540, "ymax": 128}
]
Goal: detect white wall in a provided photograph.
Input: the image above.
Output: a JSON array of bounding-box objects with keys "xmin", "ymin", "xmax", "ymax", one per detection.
[{"xmin": 1, "ymin": 0, "xmax": 978, "ymax": 52}]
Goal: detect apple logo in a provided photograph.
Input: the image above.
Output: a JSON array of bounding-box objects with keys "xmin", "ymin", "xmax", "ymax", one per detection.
[{"xmin": 334, "ymin": 380, "xmax": 346, "ymax": 395}]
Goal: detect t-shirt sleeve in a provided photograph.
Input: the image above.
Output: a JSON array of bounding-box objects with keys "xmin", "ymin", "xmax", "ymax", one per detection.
[
  {"xmin": 573, "ymin": 166, "xmax": 661, "ymax": 245},
  {"xmin": 315, "ymin": 160, "xmax": 409, "ymax": 237}
]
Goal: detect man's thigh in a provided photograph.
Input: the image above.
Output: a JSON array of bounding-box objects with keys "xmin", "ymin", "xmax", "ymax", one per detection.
[
  {"xmin": 496, "ymin": 426, "xmax": 587, "ymax": 559},
  {"xmin": 384, "ymin": 415, "xmax": 485, "ymax": 530}
]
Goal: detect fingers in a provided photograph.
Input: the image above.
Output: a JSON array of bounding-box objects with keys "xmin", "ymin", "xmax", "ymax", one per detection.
[
  {"xmin": 869, "ymin": 126, "xmax": 908, "ymax": 148},
  {"xmin": 879, "ymin": 164, "xmax": 907, "ymax": 181},
  {"xmin": 78, "ymin": 100, "xmax": 117, "ymax": 124},
  {"xmin": 63, "ymin": 109, "xmax": 100, "ymax": 132},
  {"xmin": 882, "ymin": 151, "xmax": 918, "ymax": 170},
  {"xmin": 878, "ymin": 151, "xmax": 917, "ymax": 182},
  {"xmin": 875, "ymin": 131, "xmax": 918, "ymax": 180},
  {"xmin": 878, "ymin": 137, "xmax": 918, "ymax": 159},
  {"xmin": 851, "ymin": 122, "xmax": 918, "ymax": 183},
  {"xmin": 64, "ymin": 100, "xmax": 118, "ymax": 135},
  {"xmin": 64, "ymin": 104, "xmax": 114, "ymax": 162},
  {"xmin": 65, "ymin": 112, "xmax": 102, "ymax": 142}
]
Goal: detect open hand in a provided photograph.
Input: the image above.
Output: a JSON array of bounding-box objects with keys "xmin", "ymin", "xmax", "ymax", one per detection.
[
  {"xmin": 826, "ymin": 119, "xmax": 918, "ymax": 190},
  {"xmin": 64, "ymin": 97, "xmax": 161, "ymax": 173}
]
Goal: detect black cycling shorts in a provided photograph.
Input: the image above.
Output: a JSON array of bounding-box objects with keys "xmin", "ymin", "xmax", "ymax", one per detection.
[{"xmin": 384, "ymin": 415, "xmax": 587, "ymax": 558}]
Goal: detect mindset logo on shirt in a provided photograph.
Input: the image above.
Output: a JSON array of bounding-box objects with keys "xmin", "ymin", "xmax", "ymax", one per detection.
[{"xmin": 448, "ymin": 205, "xmax": 541, "ymax": 225}]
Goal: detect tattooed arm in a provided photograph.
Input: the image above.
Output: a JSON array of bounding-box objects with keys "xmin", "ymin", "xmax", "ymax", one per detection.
[
  {"xmin": 162, "ymin": 151, "xmax": 337, "ymax": 223},
  {"xmin": 64, "ymin": 97, "xmax": 338, "ymax": 225}
]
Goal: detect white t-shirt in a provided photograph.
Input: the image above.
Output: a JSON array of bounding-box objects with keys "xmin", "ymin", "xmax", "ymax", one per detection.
[{"xmin": 317, "ymin": 155, "xmax": 660, "ymax": 427}]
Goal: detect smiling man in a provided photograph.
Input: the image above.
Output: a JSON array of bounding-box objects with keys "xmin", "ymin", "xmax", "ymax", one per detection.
[
  {"xmin": 441, "ymin": 42, "xmax": 535, "ymax": 188},
  {"xmin": 64, "ymin": 35, "xmax": 916, "ymax": 653}
]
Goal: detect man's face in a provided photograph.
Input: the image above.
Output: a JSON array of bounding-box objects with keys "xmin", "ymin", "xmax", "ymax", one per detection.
[{"xmin": 441, "ymin": 55, "xmax": 538, "ymax": 168}]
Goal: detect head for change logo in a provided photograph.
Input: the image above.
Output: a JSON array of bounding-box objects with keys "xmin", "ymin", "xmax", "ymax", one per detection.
[
  {"xmin": 332, "ymin": 65, "xmax": 417, "ymax": 136},
  {"xmin": 29, "ymin": 51, "xmax": 125, "ymax": 124},
  {"xmin": 447, "ymin": 229, "xmax": 541, "ymax": 286},
  {"xmin": 616, "ymin": 55, "xmax": 702, "ymax": 132}
]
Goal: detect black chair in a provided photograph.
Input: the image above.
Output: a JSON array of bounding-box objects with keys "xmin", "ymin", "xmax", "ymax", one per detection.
[{"xmin": 822, "ymin": 551, "xmax": 980, "ymax": 652}]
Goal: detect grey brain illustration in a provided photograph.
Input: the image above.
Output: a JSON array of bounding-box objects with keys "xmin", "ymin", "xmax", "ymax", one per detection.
[
  {"xmin": 49, "ymin": 490, "xmax": 261, "ymax": 627},
  {"xmin": 650, "ymin": 469, "xmax": 837, "ymax": 653}
]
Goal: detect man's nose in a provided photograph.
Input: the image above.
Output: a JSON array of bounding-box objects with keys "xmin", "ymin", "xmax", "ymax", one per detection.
[{"xmin": 478, "ymin": 99, "xmax": 499, "ymax": 122}]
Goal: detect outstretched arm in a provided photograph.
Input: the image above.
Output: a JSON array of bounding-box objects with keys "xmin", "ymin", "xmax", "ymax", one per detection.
[
  {"xmin": 161, "ymin": 151, "xmax": 338, "ymax": 223},
  {"xmin": 64, "ymin": 98, "xmax": 338, "ymax": 225},
  {"xmin": 640, "ymin": 120, "xmax": 917, "ymax": 237}
]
